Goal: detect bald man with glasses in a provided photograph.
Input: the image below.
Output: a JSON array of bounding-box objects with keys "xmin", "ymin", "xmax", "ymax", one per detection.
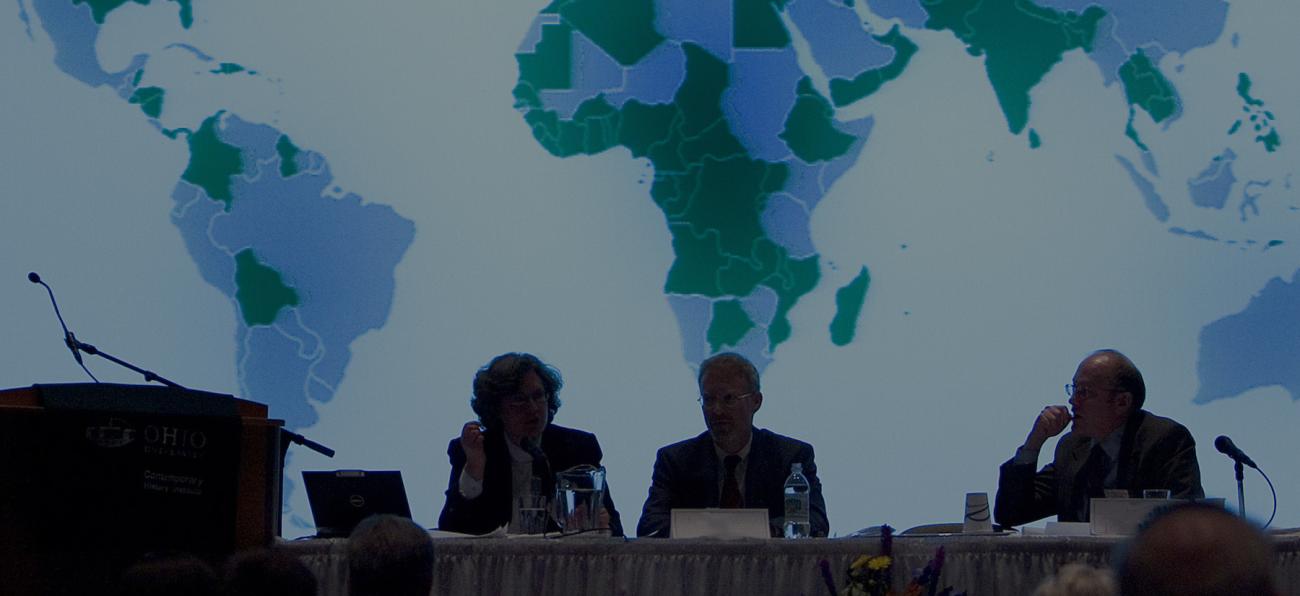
[
  {"xmin": 636, "ymin": 352, "xmax": 829, "ymax": 537},
  {"xmin": 994, "ymin": 349, "xmax": 1204, "ymax": 527}
]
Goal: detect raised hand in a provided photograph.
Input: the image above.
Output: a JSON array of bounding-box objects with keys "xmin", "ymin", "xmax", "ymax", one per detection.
[
  {"xmin": 460, "ymin": 420, "xmax": 488, "ymax": 481},
  {"xmin": 1025, "ymin": 405, "xmax": 1072, "ymax": 451}
]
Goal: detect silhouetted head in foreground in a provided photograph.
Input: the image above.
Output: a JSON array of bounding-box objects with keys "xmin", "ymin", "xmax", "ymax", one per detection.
[
  {"xmin": 348, "ymin": 514, "xmax": 435, "ymax": 596},
  {"xmin": 117, "ymin": 552, "xmax": 217, "ymax": 596},
  {"xmin": 1118, "ymin": 503, "xmax": 1278, "ymax": 596},
  {"xmin": 222, "ymin": 547, "xmax": 317, "ymax": 596}
]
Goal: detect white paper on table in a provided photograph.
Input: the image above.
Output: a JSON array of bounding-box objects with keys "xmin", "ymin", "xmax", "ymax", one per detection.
[
  {"xmin": 670, "ymin": 508, "xmax": 770, "ymax": 539},
  {"xmin": 427, "ymin": 525, "xmax": 509, "ymax": 539}
]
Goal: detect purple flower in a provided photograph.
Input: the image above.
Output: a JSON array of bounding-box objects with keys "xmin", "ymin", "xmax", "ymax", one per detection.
[
  {"xmin": 881, "ymin": 524, "xmax": 894, "ymax": 557},
  {"xmin": 926, "ymin": 546, "xmax": 947, "ymax": 596},
  {"xmin": 817, "ymin": 558, "xmax": 838, "ymax": 596}
]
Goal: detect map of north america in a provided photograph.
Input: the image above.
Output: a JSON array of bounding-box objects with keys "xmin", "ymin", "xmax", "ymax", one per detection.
[{"xmin": 25, "ymin": 0, "xmax": 415, "ymax": 430}]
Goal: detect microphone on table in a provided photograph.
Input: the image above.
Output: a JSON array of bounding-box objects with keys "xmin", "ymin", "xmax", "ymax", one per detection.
[
  {"xmin": 28, "ymin": 271, "xmax": 99, "ymax": 382},
  {"xmin": 1215, "ymin": 434, "xmax": 1276, "ymax": 529},
  {"xmin": 521, "ymin": 437, "xmax": 553, "ymax": 494},
  {"xmin": 1214, "ymin": 435, "xmax": 1258, "ymax": 469}
]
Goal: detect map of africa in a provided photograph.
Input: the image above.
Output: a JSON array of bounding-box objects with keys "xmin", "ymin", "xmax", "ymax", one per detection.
[{"xmin": 510, "ymin": 0, "xmax": 1292, "ymax": 398}]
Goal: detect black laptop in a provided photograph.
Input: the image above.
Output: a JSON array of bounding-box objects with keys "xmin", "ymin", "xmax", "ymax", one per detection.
[{"xmin": 302, "ymin": 470, "xmax": 413, "ymax": 538}]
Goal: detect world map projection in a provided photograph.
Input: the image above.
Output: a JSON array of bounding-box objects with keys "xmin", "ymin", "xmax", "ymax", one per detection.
[{"xmin": 3, "ymin": 0, "xmax": 1295, "ymax": 534}]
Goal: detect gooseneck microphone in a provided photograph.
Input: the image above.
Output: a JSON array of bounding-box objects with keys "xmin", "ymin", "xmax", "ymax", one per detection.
[
  {"xmin": 28, "ymin": 271, "xmax": 99, "ymax": 382},
  {"xmin": 24, "ymin": 272, "xmax": 336, "ymax": 458},
  {"xmin": 1214, "ymin": 434, "xmax": 1275, "ymax": 528},
  {"xmin": 521, "ymin": 437, "xmax": 553, "ymax": 493},
  {"xmin": 1214, "ymin": 435, "xmax": 1258, "ymax": 469},
  {"xmin": 521, "ymin": 437, "xmax": 550, "ymax": 467}
]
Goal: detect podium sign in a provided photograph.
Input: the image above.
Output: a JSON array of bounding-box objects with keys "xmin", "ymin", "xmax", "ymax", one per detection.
[{"xmin": 0, "ymin": 383, "xmax": 284, "ymax": 594}]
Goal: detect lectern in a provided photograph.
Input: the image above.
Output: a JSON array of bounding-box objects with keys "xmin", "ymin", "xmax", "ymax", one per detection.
[{"xmin": 0, "ymin": 383, "xmax": 284, "ymax": 594}]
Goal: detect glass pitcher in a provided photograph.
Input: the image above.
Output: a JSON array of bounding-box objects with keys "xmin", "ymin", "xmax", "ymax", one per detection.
[{"xmin": 554, "ymin": 464, "xmax": 607, "ymax": 535}]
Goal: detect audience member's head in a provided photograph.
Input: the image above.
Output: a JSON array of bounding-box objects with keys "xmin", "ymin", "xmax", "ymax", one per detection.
[
  {"xmin": 348, "ymin": 514, "xmax": 435, "ymax": 596},
  {"xmin": 222, "ymin": 547, "xmax": 317, "ymax": 596},
  {"xmin": 117, "ymin": 551, "xmax": 218, "ymax": 596},
  {"xmin": 1033, "ymin": 563, "xmax": 1117, "ymax": 596},
  {"xmin": 1118, "ymin": 503, "xmax": 1278, "ymax": 596}
]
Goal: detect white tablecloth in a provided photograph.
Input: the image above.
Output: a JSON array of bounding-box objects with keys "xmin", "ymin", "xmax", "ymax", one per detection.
[{"xmin": 284, "ymin": 532, "xmax": 1300, "ymax": 595}]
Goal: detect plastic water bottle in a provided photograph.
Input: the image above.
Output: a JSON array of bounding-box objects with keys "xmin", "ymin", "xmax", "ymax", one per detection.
[{"xmin": 783, "ymin": 462, "xmax": 811, "ymax": 538}]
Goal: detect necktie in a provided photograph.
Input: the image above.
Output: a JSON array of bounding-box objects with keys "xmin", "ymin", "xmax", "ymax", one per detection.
[
  {"xmin": 1077, "ymin": 444, "xmax": 1110, "ymax": 521},
  {"xmin": 721, "ymin": 455, "xmax": 743, "ymax": 508}
]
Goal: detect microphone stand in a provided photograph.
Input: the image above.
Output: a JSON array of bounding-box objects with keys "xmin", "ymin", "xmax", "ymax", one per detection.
[
  {"xmin": 1234, "ymin": 459, "xmax": 1246, "ymax": 518},
  {"xmin": 28, "ymin": 271, "xmax": 333, "ymax": 458},
  {"xmin": 70, "ymin": 337, "xmax": 334, "ymax": 458},
  {"xmin": 285, "ymin": 431, "xmax": 335, "ymax": 458},
  {"xmin": 72, "ymin": 337, "xmax": 185, "ymax": 389}
]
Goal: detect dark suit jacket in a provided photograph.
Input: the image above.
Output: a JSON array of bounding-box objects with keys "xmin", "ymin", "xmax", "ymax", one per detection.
[
  {"xmin": 636, "ymin": 428, "xmax": 829, "ymax": 537},
  {"xmin": 994, "ymin": 409, "xmax": 1204, "ymax": 527},
  {"xmin": 437, "ymin": 423, "xmax": 624, "ymax": 536}
]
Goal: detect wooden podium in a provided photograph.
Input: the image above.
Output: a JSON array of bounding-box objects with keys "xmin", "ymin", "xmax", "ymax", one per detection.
[{"xmin": 0, "ymin": 383, "xmax": 284, "ymax": 594}]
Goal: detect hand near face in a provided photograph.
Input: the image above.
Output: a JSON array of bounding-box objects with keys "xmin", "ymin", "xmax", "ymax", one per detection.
[
  {"xmin": 460, "ymin": 420, "xmax": 488, "ymax": 481},
  {"xmin": 1025, "ymin": 405, "xmax": 1072, "ymax": 451}
]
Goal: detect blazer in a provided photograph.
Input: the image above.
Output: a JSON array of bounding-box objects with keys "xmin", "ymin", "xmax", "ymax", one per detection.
[
  {"xmin": 636, "ymin": 427, "xmax": 829, "ymax": 537},
  {"xmin": 994, "ymin": 409, "xmax": 1204, "ymax": 527},
  {"xmin": 437, "ymin": 423, "xmax": 624, "ymax": 536}
]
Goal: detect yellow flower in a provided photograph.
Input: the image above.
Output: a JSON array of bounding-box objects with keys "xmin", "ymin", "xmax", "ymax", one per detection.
[{"xmin": 867, "ymin": 556, "xmax": 892, "ymax": 571}]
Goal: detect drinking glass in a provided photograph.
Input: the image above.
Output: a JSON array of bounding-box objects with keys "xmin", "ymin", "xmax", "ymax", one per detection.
[{"xmin": 515, "ymin": 494, "xmax": 550, "ymax": 535}]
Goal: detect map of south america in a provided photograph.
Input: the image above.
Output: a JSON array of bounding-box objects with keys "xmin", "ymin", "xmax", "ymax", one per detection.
[{"xmin": 24, "ymin": 0, "xmax": 416, "ymax": 429}]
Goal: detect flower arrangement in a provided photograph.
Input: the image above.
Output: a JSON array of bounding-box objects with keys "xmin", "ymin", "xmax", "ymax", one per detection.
[
  {"xmin": 818, "ymin": 525, "xmax": 966, "ymax": 596},
  {"xmin": 839, "ymin": 524, "xmax": 895, "ymax": 595}
]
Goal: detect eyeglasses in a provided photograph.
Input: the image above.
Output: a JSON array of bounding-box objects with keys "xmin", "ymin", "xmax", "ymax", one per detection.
[
  {"xmin": 698, "ymin": 392, "xmax": 756, "ymax": 409},
  {"xmin": 503, "ymin": 392, "xmax": 548, "ymax": 409},
  {"xmin": 1065, "ymin": 384, "xmax": 1121, "ymax": 400}
]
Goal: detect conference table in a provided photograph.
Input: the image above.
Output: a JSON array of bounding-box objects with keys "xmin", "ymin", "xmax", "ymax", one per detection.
[{"xmin": 285, "ymin": 530, "xmax": 1300, "ymax": 595}]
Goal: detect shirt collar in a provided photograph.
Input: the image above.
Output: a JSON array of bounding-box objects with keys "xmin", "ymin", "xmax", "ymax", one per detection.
[
  {"xmin": 713, "ymin": 433, "xmax": 753, "ymax": 461},
  {"xmin": 505, "ymin": 435, "xmax": 535, "ymax": 463}
]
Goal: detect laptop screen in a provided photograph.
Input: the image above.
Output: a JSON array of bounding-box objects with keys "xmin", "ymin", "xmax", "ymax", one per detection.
[{"xmin": 302, "ymin": 470, "xmax": 413, "ymax": 538}]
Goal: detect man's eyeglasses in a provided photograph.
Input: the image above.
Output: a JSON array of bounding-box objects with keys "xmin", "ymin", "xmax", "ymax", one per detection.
[
  {"xmin": 503, "ymin": 392, "xmax": 548, "ymax": 409},
  {"xmin": 698, "ymin": 392, "xmax": 756, "ymax": 409},
  {"xmin": 1065, "ymin": 384, "xmax": 1120, "ymax": 400}
]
